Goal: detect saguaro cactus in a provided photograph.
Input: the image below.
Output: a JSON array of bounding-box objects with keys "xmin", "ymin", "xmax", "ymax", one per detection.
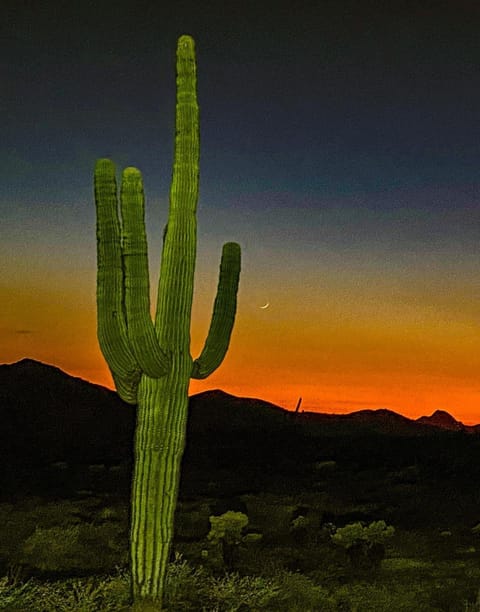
[{"xmin": 94, "ymin": 35, "xmax": 241, "ymax": 609}]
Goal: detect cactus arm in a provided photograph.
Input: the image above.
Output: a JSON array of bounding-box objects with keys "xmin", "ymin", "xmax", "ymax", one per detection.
[
  {"xmin": 111, "ymin": 369, "xmax": 141, "ymax": 405},
  {"xmin": 120, "ymin": 167, "xmax": 171, "ymax": 377},
  {"xmin": 191, "ymin": 241, "xmax": 241, "ymax": 379},
  {"xmin": 154, "ymin": 34, "xmax": 199, "ymax": 352},
  {"xmin": 94, "ymin": 158, "xmax": 142, "ymax": 403}
]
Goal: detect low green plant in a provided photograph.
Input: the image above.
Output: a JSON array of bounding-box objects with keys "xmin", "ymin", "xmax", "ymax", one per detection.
[
  {"xmin": 164, "ymin": 555, "xmax": 337, "ymax": 611},
  {"xmin": 0, "ymin": 500, "xmax": 81, "ymax": 566},
  {"xmin": 331, "ymin": 520, "xmax": 395, "ymax": 572},
  {"xmin": 1, "ymin": 556, "xmax": 317, "ymax": 611},
  {"xmin": 161, "ymin": 553, "xmax": 210, "ymax": 610},
  {"xmin": 19, "ymin": 522, "xmax": 127, "ymax": 575},
  {"xmin": 205, "ymin": 511, "xmax": 262, "ymax": 572},
  {"xmin": 0, "ymin": 570, "xmax": 130, "ymax": 612},
  {"xmin": 332, "ymin": 521, "xmax": 395, "ymax": 547},
  {"xmin": 206, "ymin": 573, "xmax": 280, "ymax": 611},
  {"xmin": 208, "ymin": 511, "xmax": 249, "ymax": 544},
  {"xmin": 0, "ymin": 575, "xmax": 37, "ymax": 610},
  {"xmin": 266, "ymin": 570, "xmax": 335, "ymax": 611}
]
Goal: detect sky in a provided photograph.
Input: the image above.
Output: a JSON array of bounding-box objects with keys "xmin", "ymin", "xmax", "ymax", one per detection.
[{"xmin": 2, "ymin": 1, "xmax": 480, "ymax": 423}]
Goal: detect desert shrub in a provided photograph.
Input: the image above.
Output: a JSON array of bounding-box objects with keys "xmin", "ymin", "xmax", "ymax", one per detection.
[
  {"xmin": 0, "ymin": 501, "xmax": 81, "ymax": 567},
  {"xmin": 0, "ymin": 558, "xmax": 209, "ymax": 612},
  {"xmin": 0, "ymin": 556, "xmax": 338, "ymax": 612},
  {"xmin": 266, "ymin": 570, "xmax": 336, "ymax": 611},
  {"xmin": 0, "ymin": 498, "xmax": 128, "ymax": 574},
  {"xmin": 145, "ymin": 555, "xmax": 281, "ymax": 611},
  {"xmin": 204, "ymin": 511, "xmax": 262, "ymax": 573},
  {"xmin": 172, "ymin": 558, "xmax": 335, "ymax": 611},
  {"xmin": 0, "ymin": 570, "xmax": 130, "ymax": 612},
  {"xmin": 332, "ymin": 521, "xmax": 394, "ymax": 572},
  {"xmin": 208, "ymin": 511, "xmax": 249, "ymax": 545},
  {"xmin": 163, "ymin": 553, "xmax": 211, "ymax": 610},
  {"xmin": 19, "ymin": 522, "xmax": 127, "ymax": 575},
  {"xmin": 205, "ymin": 573, "xmax": 280, "ymax": 611},
  {"xmin": 332, "ymin": 521, "xmax": 395, "ymax": 548},
  {"xmin": 179, "ymin": 568, "xmax": 331, "ymax": 612},
  {"xmin": 0, "ymin": 575, "xmax": 39, "ymax": 610}
]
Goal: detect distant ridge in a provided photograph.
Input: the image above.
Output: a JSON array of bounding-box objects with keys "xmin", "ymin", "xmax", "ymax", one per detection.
[
  {"xmin": 3, "ymin": 359, "xmax": 479, "ymax": 429},
  {"xmin": 0, "ymin": 359, "xmax": 478, "ymax": 468},
  {"xmin": 3, "ymin": 358, "xmax": 110, "ymax": 389},
  {"xmin": 416, "ymin": 409, "xmax": 480, "ymax": 433}
]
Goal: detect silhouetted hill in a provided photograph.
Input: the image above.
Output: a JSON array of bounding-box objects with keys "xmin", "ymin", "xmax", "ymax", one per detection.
[
  {"xmin": 300, "ymin": 407, "xmax": 480, "ymax": 436},
  {"xmin": 187, "ymin": 389, "xmax": 290, "ymax": 435},
  {"xmin": 0, "ymin": 358, "xmax": 135, "ymax": 466},
  {"xmin": 1, "ymin": 358, "xmax": 478, "ymax": 475},
  {"xmin": 416, "ymin": 409, "xmax": 480, "ymax": 433},
  {"xmin": 299, "ymin": 407, "xmax": 438, "ymax": 436}
]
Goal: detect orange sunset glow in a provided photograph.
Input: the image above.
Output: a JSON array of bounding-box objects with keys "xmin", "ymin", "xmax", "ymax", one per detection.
[{"xmin": 4, "ymin": 241, "xmax": 479, "ymax": 425}]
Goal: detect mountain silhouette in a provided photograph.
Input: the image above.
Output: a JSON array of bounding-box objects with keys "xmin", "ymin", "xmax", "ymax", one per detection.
[
  {"xmin": 300, "ymin": 407, "xmax": 435, "ymax": 436},
  {"xmin": 0, "ymin": 358, "xmax": 135, "ymax": 466},
  {"xmin": 0, "ymin": 358, "xmax": 478, "ymax": 474},
  {"xmin": 415, "ymin": 409, "xmax": 478, "ymax": 433}
]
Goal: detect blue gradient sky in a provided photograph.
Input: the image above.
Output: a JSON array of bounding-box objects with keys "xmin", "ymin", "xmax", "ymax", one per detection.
[{"xmin": 2, "ymin": 1, "xmax": 480, "ymax": 421}]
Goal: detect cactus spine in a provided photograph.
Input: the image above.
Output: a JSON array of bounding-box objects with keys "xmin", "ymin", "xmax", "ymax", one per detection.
[{"xmin": 94, "ymin": 35, "xmax": 241, "ymax": 609}]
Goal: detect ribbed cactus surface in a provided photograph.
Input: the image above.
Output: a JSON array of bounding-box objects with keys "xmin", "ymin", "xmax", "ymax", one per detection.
[{"xmin": 94, "ymin": 34, "xmax": 241, "ymax": 609}]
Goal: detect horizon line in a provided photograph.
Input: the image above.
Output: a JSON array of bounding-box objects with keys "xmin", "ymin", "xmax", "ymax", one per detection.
[{"xmin": 3, "ymin": 356, "xmax": 479, "ymax": 427}]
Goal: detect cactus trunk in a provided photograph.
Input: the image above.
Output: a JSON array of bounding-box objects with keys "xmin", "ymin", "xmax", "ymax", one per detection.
[
  {"xmin": 131, "ymin": 374, "xmax": 190, "ymax": 605},
  {"xmin": 94, "ymin": 35, "xmax": 241, "ymax": 609}
]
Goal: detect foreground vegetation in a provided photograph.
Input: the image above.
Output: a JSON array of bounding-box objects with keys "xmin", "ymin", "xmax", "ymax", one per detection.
[
  {"xmin": 1, "ymin": 491, "xmax": 480, "ymax": 611},
  {"xmin": 2, "ymin": 552, "xmax": 480, "ymax": 611}
]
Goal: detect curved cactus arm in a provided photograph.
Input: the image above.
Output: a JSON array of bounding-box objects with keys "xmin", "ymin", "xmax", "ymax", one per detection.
[
  {"xmin": 94, "ymin": 158, "xmax": 142, "ymax": 400},
  {"xmin": 120, "ymin": 167, "xmax": 171, "ymax": 377},
  {"xmin": 111, "ymin": 368, "xmax": 141, "ymax": 405},
  {"xmin": 191, "ymin": 242, "xmax": 241, "ymax": 379}
]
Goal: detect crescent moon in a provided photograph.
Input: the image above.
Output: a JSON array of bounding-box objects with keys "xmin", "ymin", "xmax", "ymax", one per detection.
[{"xmin": 260, "ymin": 302, "xmax": 270, "ymax": 309}]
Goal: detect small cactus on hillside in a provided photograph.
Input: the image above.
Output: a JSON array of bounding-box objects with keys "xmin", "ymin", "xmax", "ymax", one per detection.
[
  {"xmin": 204, "ymin": 511, "xmax": 262, "ymax": 571},
  {"xmin": 331, "ymin": 520, "xmax": 394, "ymax": 571}
]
